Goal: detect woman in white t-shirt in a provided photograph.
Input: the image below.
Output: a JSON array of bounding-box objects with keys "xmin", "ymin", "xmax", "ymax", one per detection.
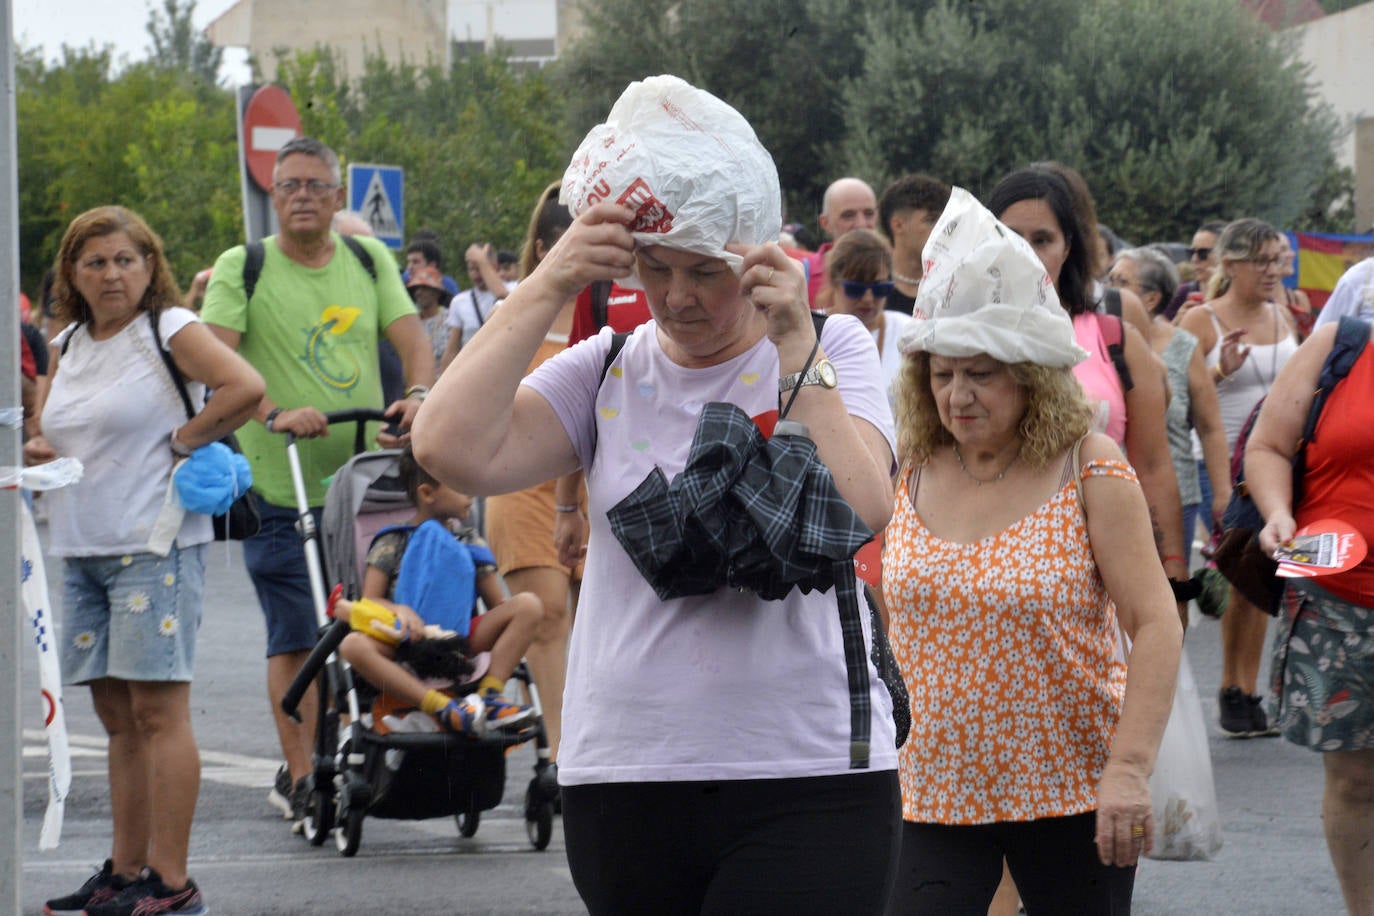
[
  {"xmin": 25, "ymin": 206, "xmax": 262, "ymax": 916},
  {"xmin": 415, "ymin": 82, "xmax": 900, "ymax": 914}
]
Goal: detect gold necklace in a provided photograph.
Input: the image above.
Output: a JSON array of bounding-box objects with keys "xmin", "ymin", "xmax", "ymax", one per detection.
[{"xmin": 953, "ymin": 442, "xmax": 1020, "ymax": 486}]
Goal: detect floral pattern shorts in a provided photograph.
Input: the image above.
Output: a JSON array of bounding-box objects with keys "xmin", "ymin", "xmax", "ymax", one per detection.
[
  {"xmin": 60, "ymin": 545, "xmax": 206, "ymax": 685},
  {"xmin": 1271, "ymin": 579, "xmax": 1374, "ymax": 752}
]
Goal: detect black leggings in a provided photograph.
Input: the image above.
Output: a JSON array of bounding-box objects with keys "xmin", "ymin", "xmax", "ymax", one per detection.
[
  {"xmin": 562, "ymin": 771, "xmax": 901, "ymax": 916},
  {"xmin": 889, "ymin": 814, "xmax": 1136, "ymax": 915}
]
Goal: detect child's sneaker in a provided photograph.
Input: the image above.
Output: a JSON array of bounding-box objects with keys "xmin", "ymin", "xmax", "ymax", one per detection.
[
  {"xmin": 83, "ymin": 866, "xmax": 206, "ymax": 916},
  {"xmin": 437, "ymin": 694, "xmax": 487, "ymax": 738},
  {"xmin": 481, "ymin": 689, "xmax": 534, "ymax": 730},
  {"xmin": 43, "ymin": 859, "xmax": 129, "ymax": 915}
]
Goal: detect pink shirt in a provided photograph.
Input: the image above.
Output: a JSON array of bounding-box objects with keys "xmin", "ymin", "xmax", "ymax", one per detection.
[{"xmin": 1073, "ymin": 312, "xmax": 1128, "ymax": 446}]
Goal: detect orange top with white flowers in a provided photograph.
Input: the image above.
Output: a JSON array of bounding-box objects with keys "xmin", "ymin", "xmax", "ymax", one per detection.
[{"xmin": 883, "ymin": 457, "xmax": 1134, "ymax": 824}]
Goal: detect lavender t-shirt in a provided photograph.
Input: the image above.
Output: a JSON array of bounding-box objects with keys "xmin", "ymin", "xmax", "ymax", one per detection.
[{"xmin": 525, "ymin": 313, "xmax": 898, "ymax": 785}]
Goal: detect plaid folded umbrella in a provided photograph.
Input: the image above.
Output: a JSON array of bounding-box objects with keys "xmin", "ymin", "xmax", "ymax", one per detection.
[
  {"xmin": 607, "ymin": 401, "xmax": 878, "ymax": 766},
  {"xmin": 608, "ymin": 401, "xmax": 875, "ymax": 601}
]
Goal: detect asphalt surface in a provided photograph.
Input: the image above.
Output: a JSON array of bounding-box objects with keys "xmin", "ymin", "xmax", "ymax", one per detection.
[{"xmin": 19, "ymin": 534, "xmax": 1347, "ymax": 914}]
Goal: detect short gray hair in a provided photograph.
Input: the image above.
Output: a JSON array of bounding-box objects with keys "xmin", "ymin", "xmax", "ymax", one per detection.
[
  {"xmin": 1115, "ymin": 246, "xmax": 1179, "ymax": 311},
  {"xmin": 275, "ymin": 136, "xmax": 341, "ymax": 183}
]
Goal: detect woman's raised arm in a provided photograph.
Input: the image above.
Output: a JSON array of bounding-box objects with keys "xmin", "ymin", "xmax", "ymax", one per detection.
[{"xmin": 413, "ymin": 204, "xmax": 636, "ymax": 496}]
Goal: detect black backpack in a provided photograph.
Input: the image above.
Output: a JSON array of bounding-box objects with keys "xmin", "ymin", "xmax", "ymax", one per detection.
[{"xmin": 242, "ymin": 234, "xmax": 377, "ymax": 301}]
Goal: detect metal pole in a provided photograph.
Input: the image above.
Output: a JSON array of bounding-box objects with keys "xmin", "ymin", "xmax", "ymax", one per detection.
[{"xmin": 0, "ymin": 0, "xmax": 24, "ymax": 907}]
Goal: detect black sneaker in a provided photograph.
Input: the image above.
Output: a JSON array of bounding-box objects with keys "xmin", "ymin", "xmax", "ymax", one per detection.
[
  {"xmin": 289, "ymin": 775, "xmax": 310, "ymax": 835},
  {"xmin": 1219, "ymin": 686, "xmax": 1254, "ymax": 737},
  {"xmin": 82, "ymin": 866, "xmax": 206, "ymax": 916},
  {"xmin": 266, "ymin": 762, "xmax": 293, "ymax": 819},
  {"xmin": 43, "ymin": 859, "xmax": 130, "ymax": 915},
  {"xmin": 1248, "ymin": 693, "xmax": 1280, "ymax": 737}
]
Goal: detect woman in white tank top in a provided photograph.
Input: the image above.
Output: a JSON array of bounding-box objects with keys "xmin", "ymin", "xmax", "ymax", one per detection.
[{"xmin": 1180, "ymin": 218, "xmax": 1300, "ymax": 739}]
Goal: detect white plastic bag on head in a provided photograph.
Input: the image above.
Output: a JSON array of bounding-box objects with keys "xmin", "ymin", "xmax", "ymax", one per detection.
[
  {"xmin": 561, "ymin": 74, "xmax": 781, "ymax": 273},
  {"xmin": 897, "ymin": 186, "xmax": 1087, "ymax": 369}
]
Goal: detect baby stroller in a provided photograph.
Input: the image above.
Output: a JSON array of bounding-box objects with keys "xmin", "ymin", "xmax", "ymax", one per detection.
[{"xmin": 280, "ymin": 408, "xmax": 557, "ymax": 856}]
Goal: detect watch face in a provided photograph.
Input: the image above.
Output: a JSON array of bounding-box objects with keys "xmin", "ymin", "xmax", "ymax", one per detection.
[{"xmin": 817, "ymin": 360, "xmax": 838, "ymax": 388}]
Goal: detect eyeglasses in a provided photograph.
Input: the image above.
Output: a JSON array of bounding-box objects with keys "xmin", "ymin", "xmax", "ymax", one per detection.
[
  {"xmin": 841, "ymin": 280, "xmax": 894, "ymax": 301},
  {"xmin": 272, "ymin": 178, "xmax": 340, "ymax": 197},
  {"xmin": 1106, "ymin": 273, "xmax": 1139, "ymax": 291},
  {"xmin": 1244, "ymin": 256, "xmax": 1285, "ymax": 271},
  {"xmin": 1188, "ymin": 247, "xmax": 1213, "ymax": 261}
]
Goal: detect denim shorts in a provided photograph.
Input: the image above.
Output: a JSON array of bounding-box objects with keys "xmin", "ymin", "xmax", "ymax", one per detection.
[
  {"xmin": 60, "ymin": 544, "xmax": 206, "ymax": 685},
  {"xmin": 241, "ymin": 499, "xmax": 325, "ymax": 657}
]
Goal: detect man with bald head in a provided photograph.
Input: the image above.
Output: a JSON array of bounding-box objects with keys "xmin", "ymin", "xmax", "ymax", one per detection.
[{"xmin": 805, "ymin": 176, "xmax": 877, "ymax": 308}]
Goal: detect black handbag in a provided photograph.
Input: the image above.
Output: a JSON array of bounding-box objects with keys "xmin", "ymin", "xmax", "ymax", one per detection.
[{"xmin": 149, "ymin": 313, "xmax": 261, "ymax": 541}]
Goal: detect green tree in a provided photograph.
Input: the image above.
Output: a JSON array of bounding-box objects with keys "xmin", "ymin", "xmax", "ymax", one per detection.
[
  {"xmin": 272, "ymin": 44, "xmax": 573, "ymax": 272},
  {"xmin": 146, "ymin": 0, "xmax": 224, "ymax": 90},
  {"xmin": 840, "ymin": 0, "xmax": 1342, "ymax": 241},
  {"xmin": 562, "ymin": 0, "xmax": 1346, "ymax": 241},
  {"xmin": 15, "ymin": 41, "xmax": 242, "ymax": 296}
]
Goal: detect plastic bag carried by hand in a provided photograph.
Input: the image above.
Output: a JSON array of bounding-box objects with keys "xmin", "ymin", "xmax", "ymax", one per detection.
[
  {"xmin": 174, "ymin": 441, "xmax": 252, "ymax": 516},
  {"xmin": 1146, "ymin": 654, "xmax": 1224, "ymax": 860},
  {"xmin": 561, "ymin": 74, "xmax": 781, "ymax": 273}
]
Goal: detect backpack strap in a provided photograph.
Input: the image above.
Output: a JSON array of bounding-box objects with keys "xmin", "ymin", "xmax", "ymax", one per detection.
[
  {"xmin": 242, "ymin": 240, "xmax": 265, "ymax": 303},
  {"xmin": 590, "ymin": 280, "xmax": 613, "ymax": 332},
  {"xmin": 1299, "ymin": 316, "xmax": 1370, "ymax": 459},
  {"xmin": 339, "ymin": 234, "xmax": 378, "ymax": 282},
  {"xmin": 1100, "ymin": 288, "xmax": 1134, "ymax": 392},
  {"xmin": 243, "ymin": 234, "xmax": 377, "ymax": 304},
  {"xmin": 598, "ymin": 331, "xmax": 630, "ymax": 388}
]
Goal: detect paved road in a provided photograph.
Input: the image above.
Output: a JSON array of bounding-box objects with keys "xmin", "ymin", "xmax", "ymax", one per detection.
[{"xmin": 20, "ymin": 536, "xmax": 1346, "ymax": 914}]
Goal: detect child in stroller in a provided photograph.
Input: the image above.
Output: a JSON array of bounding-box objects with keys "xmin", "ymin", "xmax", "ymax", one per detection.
[{"xmin": 338, "ymin": 445, "xmax": 543, "ymax": 736}]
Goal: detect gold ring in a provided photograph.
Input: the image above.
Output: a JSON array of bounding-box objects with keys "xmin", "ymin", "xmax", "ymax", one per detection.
[
  {"xmin": 1131, "ymin": 824, "xmax": 1146, "ymax": 839},
  {"xmin": 766, "ymin": 267, "xmax": 775, "ymax": 283}
]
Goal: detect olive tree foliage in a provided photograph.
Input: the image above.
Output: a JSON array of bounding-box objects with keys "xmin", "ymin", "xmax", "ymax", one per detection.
[
  {"xmin": 146, "ymin": 0, "xmax": 223, "ymax": 90},
  {"xmin": 840, "ymin": 0, "xmax": 1343, "ymax": 241},
  {"xmin": 555, "ymin": 0, "xmax": 868, "ymax": 227},
  {"xmin": 16, "ymin": 45, "xmax": 241, "ymax": 295},
  {"xmin": 272, "ymin": 45, "xmax": 573, "ymax": 272}
]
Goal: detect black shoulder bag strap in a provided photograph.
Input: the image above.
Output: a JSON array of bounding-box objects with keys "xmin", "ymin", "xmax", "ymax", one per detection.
[
  {"xmin": 148, "ymin": 311, "xmax": 196, "ymax": 422},
  {"xmin": 1101, "ymin": 288, "xmax": 1134, "ymax": 392}
]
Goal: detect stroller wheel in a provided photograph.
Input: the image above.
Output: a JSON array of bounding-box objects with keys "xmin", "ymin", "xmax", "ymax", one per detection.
[
  {"xmin": 302, "ymin": 783, "xmax": 335, "ymax": 847},
  {"xmin": 456, "ymin": 808, "xmax": 480, "ymax": 838},
  {"xmin": 335, "ymin": 805, "xmax": 364, "ymax": 857},
  {"xmin": 524, "ymin": 786, "xmax": 554, "ymax": 851}
]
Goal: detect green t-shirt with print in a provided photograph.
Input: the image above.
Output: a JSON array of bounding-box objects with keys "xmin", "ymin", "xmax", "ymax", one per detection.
[{"xmin": 201, "ymin": 233, "xmax": 415, "ymax": 507}]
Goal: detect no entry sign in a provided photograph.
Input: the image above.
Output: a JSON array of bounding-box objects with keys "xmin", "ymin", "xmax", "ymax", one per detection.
[{"xmin": 242, "ymin": 86, "xmax": 302, "ymax": 192}]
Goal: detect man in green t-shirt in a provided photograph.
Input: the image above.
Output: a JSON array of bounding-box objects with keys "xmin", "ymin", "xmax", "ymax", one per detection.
[{"xmin": 201, "ymin": 137, "xmax": 434, "ymax": 831}]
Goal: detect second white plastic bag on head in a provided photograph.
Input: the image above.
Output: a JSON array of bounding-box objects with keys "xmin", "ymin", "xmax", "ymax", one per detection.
[{"xmin": 561, "ymin": 74, "xmax": 781, "ymax": 273}]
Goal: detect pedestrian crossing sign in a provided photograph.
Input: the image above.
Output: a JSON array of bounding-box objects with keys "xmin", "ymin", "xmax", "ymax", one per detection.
[{"xmin": 347, "ymin": 164, "xmax": 405, "ymax": 248}]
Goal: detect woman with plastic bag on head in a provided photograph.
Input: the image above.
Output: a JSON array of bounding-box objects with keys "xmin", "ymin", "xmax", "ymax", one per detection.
[
  {"xmin": 882, "ymin": 189, "xmax": 1181, "ymax": 914},
  {"xmin": 414, "ymin": 75, "xmax": 902, "ymax": 914},
  {"xmin": 24, "ymin": 206, "xmax": 263, "ymax": 916}
]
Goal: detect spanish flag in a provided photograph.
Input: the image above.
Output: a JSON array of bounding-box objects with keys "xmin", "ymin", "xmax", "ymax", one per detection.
[{"xmin": 1294, "ymin": 232, "xmax": 1374, "ymax": 311}]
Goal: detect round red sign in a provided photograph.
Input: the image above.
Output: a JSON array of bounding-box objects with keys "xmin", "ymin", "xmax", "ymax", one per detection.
[{"xmin": 242, "ymin": 86, "xmax": 303, "ymax": 192}]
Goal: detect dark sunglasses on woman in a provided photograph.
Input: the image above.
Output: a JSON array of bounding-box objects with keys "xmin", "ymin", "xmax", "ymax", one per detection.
[{"xmin": 841, "ymin": 280, "xmax": 894, "ymax": 301}]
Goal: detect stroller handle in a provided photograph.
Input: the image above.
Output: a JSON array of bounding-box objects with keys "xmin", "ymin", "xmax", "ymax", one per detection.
[
  {"xmin": 281, "ymin": 618, "xmax": 351, "ymax": 722},
  {"xmin": 283, "ymin": 408, "xmax": 393, "ymax": 454}
]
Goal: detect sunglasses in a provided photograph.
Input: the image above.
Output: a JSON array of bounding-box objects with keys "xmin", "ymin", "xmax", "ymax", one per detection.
[
  {"xmin": 1188, "ymin": 247, "xmax": 1213, "ymax": 261},
  {"xmin": 841, "ymin": 280, "xmax": 894, "ymax": 300}
]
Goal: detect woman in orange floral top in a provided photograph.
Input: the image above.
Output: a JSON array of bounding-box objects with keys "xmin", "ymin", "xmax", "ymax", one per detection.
[{"xmin": 883, "ymin": 189, "xmax": 1181, "ymax": 914}]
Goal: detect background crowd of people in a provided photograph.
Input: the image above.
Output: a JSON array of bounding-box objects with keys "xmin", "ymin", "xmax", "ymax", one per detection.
[{"xmin": 17, "ymin": 71, "xmax": 1374, "ymax": 915}]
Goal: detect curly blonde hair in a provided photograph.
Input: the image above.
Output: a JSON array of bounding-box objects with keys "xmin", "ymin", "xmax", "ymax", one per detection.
[{"xmin": 893, "ymin": 352, "xmax": 1093, "ymax": 469}]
